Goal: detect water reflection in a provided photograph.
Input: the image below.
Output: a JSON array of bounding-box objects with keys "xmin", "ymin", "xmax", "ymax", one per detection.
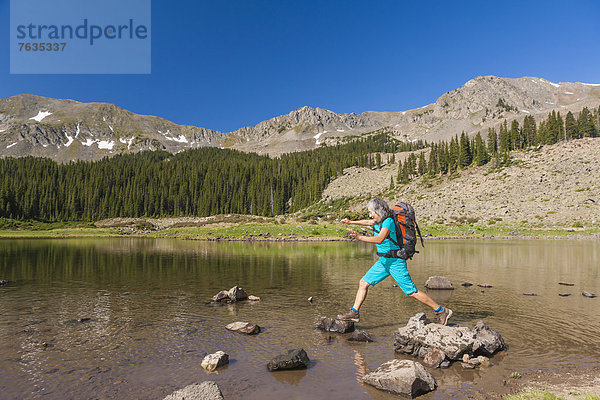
[{"xmin": 0, "ymin": 238, "xmax": 599, "ymax": 399}]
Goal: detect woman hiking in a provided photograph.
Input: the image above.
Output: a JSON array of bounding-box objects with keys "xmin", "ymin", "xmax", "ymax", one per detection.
[{"xmin": 337, "ymin": 197, "xmax": 453, "ymax": 325}]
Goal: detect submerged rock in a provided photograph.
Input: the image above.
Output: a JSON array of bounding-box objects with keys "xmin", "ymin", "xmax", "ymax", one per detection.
[
  {"xmin": 226, "ymin": 321, "xmax": 260, "ymax": 335},
  {"xmin": 347, "ymin": 330, "xmax": 374, "ymax": 342},
  {"xmin": 267, "ymin": 348, "xmax": 310, "ymax": 371},
  {"xmin": 393, "ymin": 313, "xmax": 506, "ymax": 361},
  {"xmin": 163, "ymin": 382, "xmax": 223, "ymax": 400},
  {"xmin": 559, "ymin": 293, "xmax": 571, "ymax": 297},
  {"xmin": 461, "ymin": 282, "xmax": 473, "ymax": 287},
  {"xmin": 477, "ymin": 283, "xmax": 493, "ymax": 288},
  {"xmin": 316, "ymin": 317, "xmax": 354, "ymax": 333},
  {"xmin": 362, "ymin": 359, "xmax": 436, "ymax": 398},
  {"xmin": 424, "ymin": 276, "xmax": 454, "ymax": 290},
  {"xmin": 201, "ymin": 351, "xmax": 229, "ymax": 372},
  {"xmin": 582, "ymin": 291, "xmax": 597, "ymax": 298},
  {"xmin": 522, "ymin": 292, "xmax": 537, "ymax": 296}
]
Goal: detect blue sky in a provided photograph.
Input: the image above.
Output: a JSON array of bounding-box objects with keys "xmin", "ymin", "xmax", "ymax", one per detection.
[{"xmin": 1, "ymin": 0, "xmax": 599, "ymax": 133}]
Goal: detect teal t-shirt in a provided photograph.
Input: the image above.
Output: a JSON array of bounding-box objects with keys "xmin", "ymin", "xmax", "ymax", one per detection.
[{"xmin": 374, "ymin": 217, "xmax": 400, "ymax": 253}]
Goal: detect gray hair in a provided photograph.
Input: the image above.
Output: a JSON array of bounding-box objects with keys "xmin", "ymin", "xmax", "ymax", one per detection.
[{"xmin": 367, "ymin": 197, "xmax": 393, "ymax": 221}]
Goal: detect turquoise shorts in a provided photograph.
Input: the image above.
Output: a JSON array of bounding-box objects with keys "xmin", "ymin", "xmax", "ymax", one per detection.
[{"xmin": 362, "ymin": 257, "xmax": 417, "ymax": 295}]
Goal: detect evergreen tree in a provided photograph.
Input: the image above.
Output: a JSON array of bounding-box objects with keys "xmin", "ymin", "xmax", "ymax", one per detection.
[
  {"xmin": 418, "ymin": 152, "xmax": 427, "ymax": 175},
  {"xmin": 565, "ymin": 111, "xmax": 577, "ymax": 140},
  {"xmin": 510, "ymin": 120, "xmax": 521, "ymax": 149},
  {"xmin": 487, "ymin": 127, "xmax": 498, "ymax": 154},
  {"xmin": 522, "ymin": 115, "xmax": 537, "ymax": 146},
  {"xmin": 474, "ymin": 132, "xmax": 489, "ymax": 166},
  {"xmin": 499, "ymin": 120, "xmax": 510, "ymax": 152},
  {"xmin": 458, "ymin": 132, "xmax": 472, "ymax": 168}
]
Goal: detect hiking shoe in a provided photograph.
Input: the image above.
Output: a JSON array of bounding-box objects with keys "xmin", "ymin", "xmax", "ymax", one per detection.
[
  {"xmin": 336, "ymin": 309, "xmax": 360, "ymax": 322},
  {"xmin": 435, "ymin": 307, "xmax": 453, "ymax": 326}
]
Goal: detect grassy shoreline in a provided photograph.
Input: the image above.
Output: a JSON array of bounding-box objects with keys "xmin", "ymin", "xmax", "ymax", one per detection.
[{"xmin": 1, "ymin": 217, "xmax": 599, "ymax": 240}]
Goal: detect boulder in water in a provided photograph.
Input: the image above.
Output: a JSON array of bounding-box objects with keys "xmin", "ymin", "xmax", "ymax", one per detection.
[
  {"xmin": 227, "ymin": 286, "xmax": 248, "ymax": 302},
  {"xmin": 163, "ymin": 382, "xmax": 223, "ymax": 400},
  {"xmin": 211, "ymin": 290, "xmax": 230, "ymax": 303},
  {"xmin": 201, "ymin": 351, "xmax": 229, "ymax": 372},
  {"xmin": 316, "ymin": 317, "xmax": 354, "ymax": 333},
  {"xmin": 267, "ymin": 348, "xmax": 310, "ymax": 371},
  {"xmin": 582, "ymin": 291, "xmax": 597, "ymax": 298},
  {"xmin": 362, "ymin": 359, "xmax": 436, "ymax": 398},
  {"xmin": 424, "ymin": 276, "xmax": 454, "ymax": 290},
  {"xmin": 423, "ymin": 348, "xmax": 446, "ymax": 368},
  {"xmin": 393, "ymin": 313, "xmax": 506, "ymax": 361},
  {"xmin": 347, "ymin": 330, "xmax": 374, "ymax": 342},
  {"xmin": 226, "ymin": 321, "xmax": 260, "ymax": 335},
  {"xmin": 0, "ymin": 280, "xmax": 9, "ymax": 286}
]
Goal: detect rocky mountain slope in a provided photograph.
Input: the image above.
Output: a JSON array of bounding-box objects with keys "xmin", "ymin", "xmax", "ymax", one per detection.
[
  {"xmin": 1, "ymin": 76, "xmax": 599, "ymax": 161},
  {"xmin": 0, "ymin": 94, "xmax": 223, "ymax": 162},
  {"xmin": 323, "ymin": 138, "xmax": 600, "ymax": 227}
]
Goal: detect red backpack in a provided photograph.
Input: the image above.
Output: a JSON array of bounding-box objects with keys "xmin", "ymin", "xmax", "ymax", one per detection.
[{"xmin": 386, "ymin": 202, "xmax": 424, "ymax": 259}]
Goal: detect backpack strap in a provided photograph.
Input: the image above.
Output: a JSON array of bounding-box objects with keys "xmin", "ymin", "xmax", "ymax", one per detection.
[
  {"xmin": 414, "ymin": 219, "xmax": 425, "ymax": 247},
  {"xmin": 374, "ymin": 217, "xmax": 401, "ymax": 247}
]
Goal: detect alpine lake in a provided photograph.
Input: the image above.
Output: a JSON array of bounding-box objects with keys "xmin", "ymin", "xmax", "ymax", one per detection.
[{"xmin": 1, "ymin": 238, "xmax": 599, "ymax": 399}]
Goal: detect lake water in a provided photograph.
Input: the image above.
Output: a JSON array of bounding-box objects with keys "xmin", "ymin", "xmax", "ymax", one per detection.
[{"xmin": 0, "ymin": 238, "xmax": 599, "ymax": 399}]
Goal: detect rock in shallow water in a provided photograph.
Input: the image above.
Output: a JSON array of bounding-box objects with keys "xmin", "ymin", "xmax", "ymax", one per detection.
[
  {"xmin": 0, "ymin": 280, "xmax": 9, "ymax": 286},
  {"xmin": 267, "ymin": 348, "xmax": 310, "ymax": 371},
  {"xmin": 393, "ymin": 313, "xmax": 506, "ymax": 361},
  {"xmin": 582, "ymin": 291, "xmax": 597, "ymax": 298},
  {"xmin": 163, "ymin": 382, "xmax": 223, "ymax": 400},
  {"xmin": 423, "ymin": 348, "xmax": 446, "ymax": 368},
  {"xmin": 201, "ymin": 351, "xmax": 229, "ymax": 372},
  {"xmin": 226, "ymin": 321, "xmax": 260, "ymax": 335},
  {"xmin": 227, "ymin": 286, "xmax": 248, "ymax": 302},
  {"xmin": 461, "ymin": 282, "xmax": 473, "ymax": 287},
  {"xmin": 347, "ymin": 329, "xmax": 374, "ymax": 342},
  {"xmin": 424, "ymin": 276, "xmax": 454, "ymax": 290},
  {"xmin": 316, "ymin": 317, "xmax": 354, "ymax": 333},
  {"xmin": 362, "ymin": 359, "xmax": 436, "ymax": 398}
]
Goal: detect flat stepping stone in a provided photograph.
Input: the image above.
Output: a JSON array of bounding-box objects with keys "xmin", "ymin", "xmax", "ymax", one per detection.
[{"xmin": 226, "ymin": 321, "xmax": 260, "ymax": 334}]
